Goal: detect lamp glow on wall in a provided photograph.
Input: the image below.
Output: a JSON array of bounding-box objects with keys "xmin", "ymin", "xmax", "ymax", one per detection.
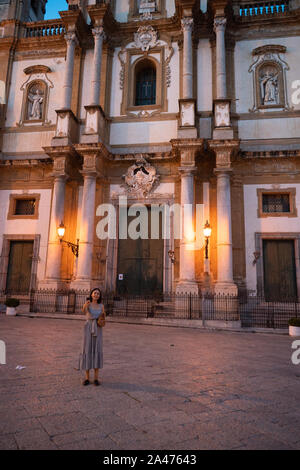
[
  {"xmin": 57, "ymin": 221, "xmax": 79, "ymax": 258},
  {"xmin": 203, "ymin": 220, "xmax": 212, "ymax": 259}
]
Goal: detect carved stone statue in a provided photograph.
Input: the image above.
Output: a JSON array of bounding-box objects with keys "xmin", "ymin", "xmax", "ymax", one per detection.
[
  {"xmin": 27, "ymin": 86, "xmax": 44, "ymax": 120},
  {"xmin": 260, "ymin": 71, "xmax": 279, "ymax": 105}
]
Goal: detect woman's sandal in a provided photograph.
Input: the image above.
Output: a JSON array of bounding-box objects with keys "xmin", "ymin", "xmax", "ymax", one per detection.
[
  {"xmin": 82, "ymin": 379, "xmax": 90, "ymax": 386},
  {"xmin": 94, "ymin": 379, "xmax": 100, "ymax": 386}
]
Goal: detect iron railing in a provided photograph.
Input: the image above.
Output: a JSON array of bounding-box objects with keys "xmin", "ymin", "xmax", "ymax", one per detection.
[{"xmin": 8, "ymin": 289, "xmax": 296, "ymax": 329}]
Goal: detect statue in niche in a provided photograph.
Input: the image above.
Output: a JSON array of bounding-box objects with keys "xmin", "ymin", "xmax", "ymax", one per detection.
[
  {"xmin": 259, "ymin": 67, "xmax": 279, "ymax": 105},
  {"xmin": 27, "ymin": 84, "xmax": 44, "ymax": 120}
]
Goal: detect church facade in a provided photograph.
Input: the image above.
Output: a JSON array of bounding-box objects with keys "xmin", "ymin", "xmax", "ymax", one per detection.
[{"xmin": 0, "ymin": 0, "xmax": 300, "ymax": 301}]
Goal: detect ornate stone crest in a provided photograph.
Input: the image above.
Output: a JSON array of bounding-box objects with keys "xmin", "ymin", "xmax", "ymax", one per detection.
[
  {"xmin": 123, "ymin": 156, "xmax": 159, "ymax": 197},
  {"xmin": 134, "ymin": 26, "xmax": 158, "ymax": 52}
]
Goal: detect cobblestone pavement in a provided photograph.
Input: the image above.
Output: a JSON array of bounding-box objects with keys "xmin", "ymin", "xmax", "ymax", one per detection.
[{"xmin": 0, "ymin": 315, "xmax": 300, "ymax": 450}]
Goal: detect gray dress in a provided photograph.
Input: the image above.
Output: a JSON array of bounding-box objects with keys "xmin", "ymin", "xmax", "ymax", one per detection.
[{"xmin": 79, "ymin": 303, "xmax": 104, "ymax": 370}]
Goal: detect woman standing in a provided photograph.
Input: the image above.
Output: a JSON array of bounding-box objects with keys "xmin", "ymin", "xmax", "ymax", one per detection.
[{"xmin": 79, "ymin": 288, "xmax": 105, "ymax": 386}]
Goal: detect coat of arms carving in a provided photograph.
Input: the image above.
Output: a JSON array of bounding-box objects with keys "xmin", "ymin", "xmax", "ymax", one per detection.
[
  {"xmin": 123, "ymin": 156, "xmax": 159, "ymax": 197},
  {"xmin": 134, "ymin": 26, "xmax": 158, "ymax": 52}
]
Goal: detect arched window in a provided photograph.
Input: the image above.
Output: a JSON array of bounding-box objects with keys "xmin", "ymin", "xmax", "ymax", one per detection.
[{"xmin": 135, "ymin": 60, "xmax": 156, "ymax": 106}]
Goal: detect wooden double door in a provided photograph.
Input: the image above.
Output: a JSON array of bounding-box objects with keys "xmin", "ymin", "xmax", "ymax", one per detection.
[
  {"xmin": 116, "ymin": 207, "xmax": 164, "ymax": 295},
  {"xmin": 263, "ymin": 239, "xmax": 298, "ymax": 301},
  {"xmin": 6, "ymin": 241, "xmax": 34, "ymax": 294}
]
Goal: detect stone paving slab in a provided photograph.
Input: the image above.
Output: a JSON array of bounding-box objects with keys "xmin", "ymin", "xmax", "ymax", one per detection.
[{"xmin": 0, "ymin": 314, "xmax": 299, "ymax": 450}]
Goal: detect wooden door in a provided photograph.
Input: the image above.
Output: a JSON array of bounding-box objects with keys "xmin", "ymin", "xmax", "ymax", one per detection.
[
  {"xmin": 6, "ymin": 241, "xmax": 34, "ymax": 294},
  {"xmin": 263, "ymin": 239, "xmax": 297, "ymax": 301},
  {"xmin": 117, "ymin": 207, "xmax": 164, "ymax": 295}
]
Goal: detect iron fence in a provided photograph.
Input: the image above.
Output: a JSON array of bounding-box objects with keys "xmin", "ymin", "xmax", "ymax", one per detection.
[{"xmin": 17, "ymin": 289, "xmax": 300, "ymax": 328}]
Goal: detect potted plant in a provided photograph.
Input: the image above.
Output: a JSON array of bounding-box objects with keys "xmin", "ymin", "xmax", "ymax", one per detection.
[
  {"xmin": 5, "ymin": 298, "xmax": 20, "ymax": 316},
  {"xmin": 288, "ymin": 317, "xmax": 300, "ymax": 337}
]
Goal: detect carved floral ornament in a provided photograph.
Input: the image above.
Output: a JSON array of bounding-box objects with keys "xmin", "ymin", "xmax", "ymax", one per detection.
[
  {"xmin": 248, "ymin": 45, "xmax": 291, "ymax": 112},
  {"xmin": 122, "ymin": 156, "xmax": 160, "ymax": 197}
]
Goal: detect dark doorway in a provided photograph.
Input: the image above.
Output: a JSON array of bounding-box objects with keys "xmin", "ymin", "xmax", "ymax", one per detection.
[
  {"xmin": 117, "ymin": 207, "xmax": 164, "ymax": 295},
  {"xmin": 263, "ymin": 239, "xmax": 297, "ymax": 301},
  {"xmin": 6, "ymin": 241, "xmax": 34, "ymax": 294}
]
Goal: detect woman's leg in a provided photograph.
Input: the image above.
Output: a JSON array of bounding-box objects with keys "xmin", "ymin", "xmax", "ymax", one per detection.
[
  {"xmin": 94, "ymin": 368, "xmax": 99, "ymax": 380},
  {"xmin": 85, "ymin": 369, "xmax": 90, "ymax": 381}
]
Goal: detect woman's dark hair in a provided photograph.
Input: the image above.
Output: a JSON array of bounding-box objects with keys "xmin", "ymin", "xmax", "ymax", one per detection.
[{"xmin": 88, "ymin": 288, "xmax": 102, "ymax": 303}]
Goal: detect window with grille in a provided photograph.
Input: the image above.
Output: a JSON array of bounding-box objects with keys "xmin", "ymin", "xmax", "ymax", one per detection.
[
  {"xmin": 135, "ymin": 62, "xmax": 156, "ymax": 106},
  {"xmin": 15, "ymin": 199, "xmax": 36, "ymax": 216},
  {"xmin": 262, "ymin": 193, "xmax": 290, "ymax": 213}
]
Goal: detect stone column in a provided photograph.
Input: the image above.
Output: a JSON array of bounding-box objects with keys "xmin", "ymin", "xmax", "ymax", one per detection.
[
  {"xmin": 181, "ymin": 17, "xmax": 194, "ymax": 100},
  {"xmin": 81, "ymin": 26, "xmax": 106, "ymax": 143},
  {"xmin": 71, "ymin": 154, "xmax": 99, "ymax": 291},
  {"xmin": 90, "ymin": 25, "xmax": 105, "ymax": 106},
  {"xmin": 214, "ymin": 168, "xmax": 236, "ymax": 292},
  {"xmin": 43, "ymin": 175, "xmax": 67, "ymax": 287},
  {"xmin": 209, "ymin": 140, "xmax": 239, "ymax": 295},
  {"xmin": 214, "ymin": 16, "xmax": 227, "ymax": 99},
  {"xmin": 176, "ymin": 166, "xmax": 198, "ymax": 294},
  {"xmin": 62, "ymin": 32, "xmax": 78, "ymax": 110}
]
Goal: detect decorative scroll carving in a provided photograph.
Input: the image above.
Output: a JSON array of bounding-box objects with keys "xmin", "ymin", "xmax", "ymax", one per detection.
[
  {"xmin": 118, "ymin": 49, "xmax": 126, "ymax": 90},
  {"xmin": 122, "ymin": 156, "xmax": 160, "ymax": 197}
]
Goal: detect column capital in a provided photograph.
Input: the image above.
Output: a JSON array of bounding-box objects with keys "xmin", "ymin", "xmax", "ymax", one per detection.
[
  {"xmin": 213, "ymin": 16, "xmax": 226, "ymax": 33},
  {"xmin": 181, "ymin": 17, "xmax": 193, "ymax": 33},
  {"xmin": 92, "ymin": 26, "xmax": 106, "ymax": 41},
  {"xmin": 79, "ymin": 152, "xmax": 104, "ymax": 179},
  {"xmin": 64, "ymin": 31, "xmax": 79, "ymax": 47},
  {"xmin": 208, "ymin": 139, "xmax": 239, "ymax": 169},
  {"xmin": 178, "ymin": 166, "xmax": 197, "ymax": 176}
]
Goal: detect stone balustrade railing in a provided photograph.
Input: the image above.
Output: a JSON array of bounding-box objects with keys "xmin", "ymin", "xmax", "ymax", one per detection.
[
  {"xmin": 24, "ymin": 20, "xmax": 66, "ymax": 38},
  {"xmin": 238, "ymin": 0, "xmax": 289, "ymax": 16}
]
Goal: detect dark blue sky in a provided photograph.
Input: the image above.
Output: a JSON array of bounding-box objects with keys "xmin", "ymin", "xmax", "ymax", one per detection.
[{"xmin": 44, "ymin": 0, "xmax": 68, "ymax": 20}]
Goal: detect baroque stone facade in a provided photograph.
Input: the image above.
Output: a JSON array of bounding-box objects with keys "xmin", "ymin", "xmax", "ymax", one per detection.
[{"xmin": 0, "ymin": 0, "xmax": 300, "ymax": 300}]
